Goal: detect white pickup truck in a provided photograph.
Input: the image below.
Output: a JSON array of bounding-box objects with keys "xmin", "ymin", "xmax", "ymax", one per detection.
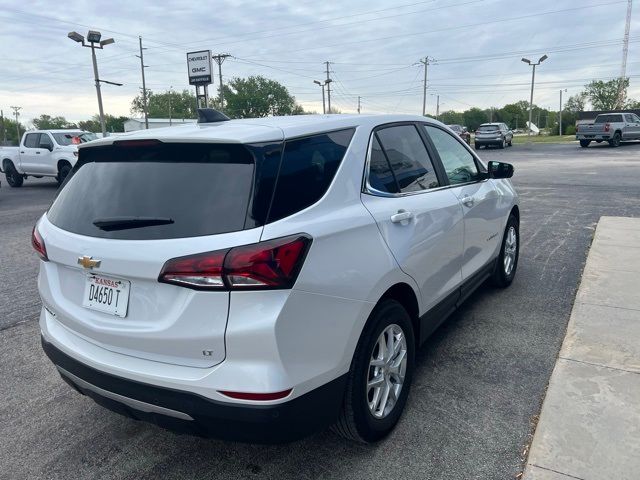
[{"xmin": 0, "ymin": 130, "xmax": 96, "ymax": 187}]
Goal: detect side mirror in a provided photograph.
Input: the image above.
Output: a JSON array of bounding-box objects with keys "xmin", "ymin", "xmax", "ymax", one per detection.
[{"xmin": 488, "ymin": 161, "xmax": 514, "ymax": 179}]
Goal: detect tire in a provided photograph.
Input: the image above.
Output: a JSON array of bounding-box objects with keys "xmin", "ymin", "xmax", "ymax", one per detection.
[
  {"xmin": 474, "ymin": 144, "xmax": 481, "ymax": 150},
  {"xmin": 491, "ymin": 214, "xmax": 519, "ymax": 288},
  {"xmin": 608, "ymin": 132, "xmax": 621, "ymax": 148},
  {"xmin": 499, "ymin": 138, "xmax": 506, "ymax": 149},
  {"xmin": 4, "ymin": 161, "xmax": 23, "ymax": 187},
  {"xmin": 508, "ymin": 138, "xmax": 513, "ymax": 147},
  {"xmin": 595, "ymin": 140, "xmax": 603, "ymax": 143},
  {"xmin": 57, "ymin": 163, "xmax": 72, "ymax": 186},
  {"xmin": 579, "ymin": 140, "xmax": 591, "ymax": 148},
  {"xmin": 333, "ymin": 299, "xmax": 415, "ymax": 443}
]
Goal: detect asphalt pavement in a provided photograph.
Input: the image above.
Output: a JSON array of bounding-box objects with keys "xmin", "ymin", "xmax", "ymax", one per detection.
[{"xmin": 1, "ymin": 141, "xmax": 639, "ymax": 480}]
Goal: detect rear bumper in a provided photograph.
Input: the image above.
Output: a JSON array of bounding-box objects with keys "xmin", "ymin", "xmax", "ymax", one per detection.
[
  {"xmin": 475, "ymin": 139, "xmax": 503, "ymax": 146},
  {"xmin": 576, "ymin": 134, "xmax": 611, "ymax": 140},
  {"xmin": 42, "ymin": 337, "xmax": 348, "ymax": 443}
]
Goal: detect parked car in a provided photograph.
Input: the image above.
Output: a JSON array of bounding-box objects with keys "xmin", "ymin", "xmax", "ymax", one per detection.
[
  {"xmin": 36, "ymin": 112, "xmax": 519, "ymax": 444},
  {"xmin": 575, "ymin": 113, "xmax": 640, "ymax": 148},
  {"xmin": 446, "ymin": 124, "xmax": 471, "ymax": 144},
  {"xmin": 0, "ymin": 130, "xmax": 97, "ymax": 187},
  {"xmin": 474, "ymin": 123, "xmax": 513, "ymax": 149}
]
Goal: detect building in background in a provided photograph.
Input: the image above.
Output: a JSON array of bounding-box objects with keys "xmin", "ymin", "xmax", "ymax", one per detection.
[{"xmin": 124, "ymin": 118, "xmax": 197, "ymax": 132}]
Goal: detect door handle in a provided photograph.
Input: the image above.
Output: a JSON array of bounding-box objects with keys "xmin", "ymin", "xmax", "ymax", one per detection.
[
  {"xmin": 461, "ymin": 195, "xmax": 475, "ymax": 208},
  {"xmin": 36, "ymin": 151, "xmax": 41, "ymax": 154},
  {"xmin": 20, "ymin": 151, "xmax": 25, "ymax": 154},
  {"xmin": 391, "ymin": 210, "xmax": 413, "ymax": 224}
]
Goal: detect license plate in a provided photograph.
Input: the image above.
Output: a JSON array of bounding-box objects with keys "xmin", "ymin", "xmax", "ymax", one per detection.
[{"xmin": 82, "ymin": 274, "xmax": 130, "ymax": 317}]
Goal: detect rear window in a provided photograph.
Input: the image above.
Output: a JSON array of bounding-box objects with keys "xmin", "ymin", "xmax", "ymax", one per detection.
[
  {"xmin": 47, "ymin": 142, "xmax": 260, "ymax": 240},
  {"xmin": 477, "ymin": 125, "xmax": 499, "ymax": 131},
  {"xmin": 266, "ymin": 129, "xmax": 354, "ymax": 223},
  {"xmin": 595, "ymin": 114, "xmax": 623, "ymax": 123}
]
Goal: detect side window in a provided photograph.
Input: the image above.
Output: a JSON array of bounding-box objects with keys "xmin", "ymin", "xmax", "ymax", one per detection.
[
  {"xmin": 39, "ymin": 134, "xmax": 53, "ymax": 150},
  {"xmin": 424, "ymin": 125, "xmax": 480, "ymax": 185},
  {"xmin": 368, "ymin": 135, "xmax": 399, "ymax": 194},
  {"xmin": 267, "ymin": 128, "xmax": 355, "ymax": 223},
  {"xmin": 24, "ymin": 133, "xmax": 40, "ymax": 148},
  {"xmin": 633, "ymin": 114, "xmax": 640, "ymax": 123},
  {"xmin": 375, "ymin": 125, "xmax": 439, "ymax": 193}
]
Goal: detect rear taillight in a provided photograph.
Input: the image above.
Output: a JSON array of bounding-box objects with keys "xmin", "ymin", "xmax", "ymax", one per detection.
[
  {"xmin": 31, "ymin": 226, "xmax": 48, "ymax": 261},
  {"xmin": 604, "ymin": 123, "xmax": 610, "ymax": 132},
  {"xmin": 218, "ymin": 389, "xmax": 293, "ymax": 401},
  {"xmin": 158, "ymin": 234, "xmax": 312, "ymax": 291}
]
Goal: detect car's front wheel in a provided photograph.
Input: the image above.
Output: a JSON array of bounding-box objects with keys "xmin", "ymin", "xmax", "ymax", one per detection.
[
  {"xmin": 333, "ymin": 299, "xmax": 415, "ymax": 443},
  {"xmin": 492, "ymin": 214, "xmax": 519, "ymax": 287}
]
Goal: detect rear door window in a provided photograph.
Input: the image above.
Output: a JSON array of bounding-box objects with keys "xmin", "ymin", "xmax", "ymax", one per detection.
[
  {"xmin": 39, "ymin": 134, "xmax": 54, "ymax": 150},
  {"xmin": 367, "ymin": 135, "xmax": 399, "ymax": 194},
  {"xmin": 24, "ymin": 133, "xmax": 40, "ymax": 148},
  {"xmin": 47, "ymin": 142, "xmax": 259, "ymax": 240},
  {"xmin": 266, "ymin": 129, "xmax": 354, "ymax": 223},
  {"xmin": 374, "ymin": 125, "xmax": 439, "ymax": 193}
]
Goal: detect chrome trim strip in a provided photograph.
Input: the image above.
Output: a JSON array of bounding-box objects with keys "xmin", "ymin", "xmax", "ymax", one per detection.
[{"xmin": 57, "ymin": 366, "xmax": 194, "ymax": 421}]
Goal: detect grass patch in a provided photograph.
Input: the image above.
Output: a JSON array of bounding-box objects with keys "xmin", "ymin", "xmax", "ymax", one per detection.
[{"xmin": 511, "ymin": 135, "xmax": 576, "ymax": 144}]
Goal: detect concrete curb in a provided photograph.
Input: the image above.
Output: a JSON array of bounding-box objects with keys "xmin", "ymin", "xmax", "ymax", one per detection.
[{"xmin": 522, "ymin": 216, "xmax": 640, "ymax": 480}]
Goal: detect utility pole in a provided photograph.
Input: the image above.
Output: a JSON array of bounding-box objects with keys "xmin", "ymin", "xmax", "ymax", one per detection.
[
  {"xmin": 559, "ymin": 89, "xmax": 567, "ymax": 136},
  {"xmin": 168, "ymin": 86, "xmax": 173, "ymax": 126},
  {"xmin": 212, "ymin": 53, "xmax": 231, "ymax": 109},
  {"xmin": 325, "ymin": 61, "xmax": 332, "ymax": 113},
  {"xmin": 136, "ymin": 36, "xmax": 149, "ymax": 129},
  {"xmin": 436, "ymin": 95, "xmax": 440, "ymax": 120},
  {"xmin": 10, "ymin": 106, "xmax": 21, "ymax": 142},
  {"xmin": 357, "ymin": 96, "xmax": 361, "ymax": 114},
  {"xmin": 419, "ymin": 57, "xmax": 436, "ymax": 116}
]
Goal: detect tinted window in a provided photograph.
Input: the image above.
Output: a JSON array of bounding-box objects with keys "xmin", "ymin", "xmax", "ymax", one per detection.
[
  {"xmin": 39, "ymin": 134, "xmax": 53, "ymax": 150},
  {"xmin": 48, "ymin": 143, "xmax": 258, "ymax": 240},
  {"xmin": 595, "ymin": 114, "xmax": 623, "ymax": 123},
  {"xmin": 477, "ymin": 125, "xmax": 500, "ymax": 132},
  {"xmin": 633, "ymin": 114, "xmax": 640, "ymax": 123},
  {"xmin": 368, "ymin": 135, "xmax": 399, "ymax": 194},
  {"xmin": 24, "ymin": 133, "xmax": 39, "ymax": 148},
  {"xmin": 376, "ymin": 125, "xmax": 439, "ymax": 193},
  {"xmin": 424, "ymin": 125, "xmax": 480, "ymax": 185},
  {"xmin": 52, "ymin": 132, "xmax": 85, "ymax": 145},
  {"xmin": 267, "ymin": 129, "xmax": 354, "ymax": 223},
  {"xmin": 625, "ymin": 114, "xmax": 635, "ymax": 122}
]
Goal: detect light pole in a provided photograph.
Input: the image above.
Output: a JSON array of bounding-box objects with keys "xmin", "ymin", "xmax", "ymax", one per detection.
[
  {"xmin": 559, "ymin": 88, "xmax": 567, "ymax": 136},
  {"xmin": 314, "ymin": 80, "xmax": 326, "ymax": 114},
  {"xmin": 168, "ymin": 86, "xmax": 173, "ymax": 126},
  {"xmin": 521, "ymin": 55, "xmax": 548, "ymax": 137},
  {"xmin": 68, "ymin": 30, "xmax": 119, "ymax": 136}
]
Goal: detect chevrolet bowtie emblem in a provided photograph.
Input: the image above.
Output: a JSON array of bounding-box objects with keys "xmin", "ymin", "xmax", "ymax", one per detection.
[{"xmin": 77, "ymin": 256, "xmax": 101, "ymax": 269}]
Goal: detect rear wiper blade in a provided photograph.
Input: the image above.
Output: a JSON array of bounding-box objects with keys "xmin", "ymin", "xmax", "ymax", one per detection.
[{"xmin": 93, "ymin": 216, "xmax": 174, "ymax": 231}]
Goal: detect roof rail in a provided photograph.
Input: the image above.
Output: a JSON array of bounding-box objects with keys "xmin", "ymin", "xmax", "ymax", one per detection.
[{"xmin": 197, "ymin": 108, "xmax": 231, "ymax": 124}]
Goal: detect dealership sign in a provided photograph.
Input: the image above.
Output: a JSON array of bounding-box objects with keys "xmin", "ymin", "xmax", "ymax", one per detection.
[{"xmin": 187, "ymin": 50, "xmax": 213, "ymax": 85}]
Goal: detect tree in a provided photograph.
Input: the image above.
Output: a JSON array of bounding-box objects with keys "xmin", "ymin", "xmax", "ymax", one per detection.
[
  {"xmin": 131, "ymin": 89, "xmax": 198, "ymax": 119},
  {"xmin": 77, "ymin": 114, "xmax": 128, "ymax": 133},
  {"xmin": 438, "ymin": 110, "xmax": 465, "ymax": 125},
  {"xmin": 584, "ymin": 78, "xmax": 628, "ymax": 111},
  {"xmin": 0, "ymin": 117, "xmax": 25, "ymax": 145},
  {"xmin": 32, "ymin": 114, "xmax": 76, "ymax": 130},
  {"xmin": 564, "ymin": 93, "xmax": 586, "ymax": 113},
  {"xmin": 463, "ymin": 108, "xmax": 490, "ymax": 130},
  {"xmin": 222, "ymin": 76, "xmax": 305, "ymax": 118}
]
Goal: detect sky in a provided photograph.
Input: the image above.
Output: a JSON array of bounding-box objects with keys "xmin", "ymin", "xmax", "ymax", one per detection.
[{"xmin": 0, "ymin": 0, "xmax": 638, "ymax": 125}]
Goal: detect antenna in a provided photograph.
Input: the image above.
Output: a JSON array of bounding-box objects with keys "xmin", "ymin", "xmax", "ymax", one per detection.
[{"xmin": 616, "ymin": 0, "xmax": 633, "ymax": 108}]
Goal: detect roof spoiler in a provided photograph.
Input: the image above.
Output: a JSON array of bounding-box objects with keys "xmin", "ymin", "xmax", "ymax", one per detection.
[{"xmin": 197, "ymin": 108, "xmax": 230, "ymax": 124}]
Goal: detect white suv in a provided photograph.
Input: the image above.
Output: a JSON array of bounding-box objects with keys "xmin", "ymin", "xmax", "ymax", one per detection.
[{"xmin": 35, "ymin": 113, "xmax": 519, "ymax": 443}]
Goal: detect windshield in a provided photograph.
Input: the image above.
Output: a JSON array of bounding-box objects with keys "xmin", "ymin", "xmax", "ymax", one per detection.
[
  {"xmin": 477, "ymin": 125, "xmax": 500, "ymax": 132},
  {"xmin": 52, "ymin": 132, "xmax": 96, "ymax": 145}
]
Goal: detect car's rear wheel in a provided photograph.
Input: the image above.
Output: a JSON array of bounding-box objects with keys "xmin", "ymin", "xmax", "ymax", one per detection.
[
  {"xmin": 475, "ymin": 144, "xmax": 481, "ymax": 150},
  {"xmin": 4, "ymin": 162, "xmax": 23, "ymax": 187},
  {"xmin": 579, "ymin": 140, "xmax": 591, "ymax": 148},
  {"xmin": 609, "ymin": 132, "xmax": 621, "ymax": 147},
  {"xmin": 333, "ymin": 299, "xmax": 415, "ymax": 443},
  {"xmin": 499, "ymin": 138, "xmax": 506, "ymax": 149},
  {"xmin": 492, "ymin": 214, "xmax": 519, "ymax": 287}
]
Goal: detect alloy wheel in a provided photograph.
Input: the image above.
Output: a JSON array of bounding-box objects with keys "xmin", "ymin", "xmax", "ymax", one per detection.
[
  {"xmin": 504, "ymin": 226, "xmax": 517, "ymax": 276},
  {"xmin": 366, "ymin": 324, "xmax": 407, "ymax": 419}
]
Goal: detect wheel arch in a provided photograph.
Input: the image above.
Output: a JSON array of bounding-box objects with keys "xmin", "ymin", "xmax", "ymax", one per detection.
[
  {"xmin": 378, "ymin": 283, "xmax": 420, "ymax": 345},
  {"xmin": 57, "ymin": 159, "xmax": 72, "ymax": 172},
  {"xmin": 510, "ymin": 204, "xmax": 520, "ymax": 224},
  {"xmin": 2, "ymin": 158, "xmax": 14, "ymax": 171}
]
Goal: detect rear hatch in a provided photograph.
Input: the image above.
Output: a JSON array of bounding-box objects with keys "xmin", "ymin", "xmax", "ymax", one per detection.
[
  {"xmin": 40, "ymin": 139, "xmax": 282, "ymax": 368},
  {"xmin": 476, "ymin": 125, "xmax": 501, "ymax": 139}
]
